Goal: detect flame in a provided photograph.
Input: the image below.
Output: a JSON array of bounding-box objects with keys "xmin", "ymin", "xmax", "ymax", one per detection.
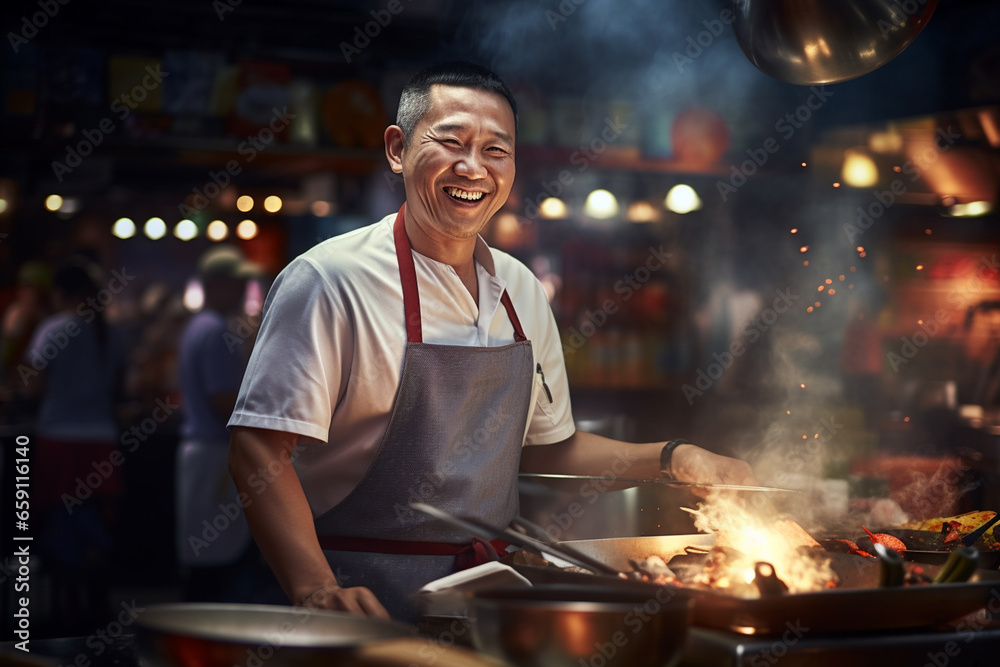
[{"xmin": 689, "ymin": 493, "xmax": 836, "ymax": 597}]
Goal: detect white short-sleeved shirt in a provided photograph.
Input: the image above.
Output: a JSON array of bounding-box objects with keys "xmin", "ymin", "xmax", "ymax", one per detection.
[{"xmin": 229, "ymin": 213, "xmax": 575, "ymax": 515}]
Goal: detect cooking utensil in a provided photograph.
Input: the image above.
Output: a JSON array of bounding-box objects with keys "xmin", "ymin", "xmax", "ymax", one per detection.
[
  {"xmin": 963, "ymin": 513, "xmax": 1000, "ymax": 547},
  {"xmin": 135, "ymin": 603, "xmax": 414, "ymax": 667},
  {"xmin": 469, "ymin": 584, "xmax": 690, "ymax": 667},
  {"xmin": 732, "ymin": 0, "xmax": 939, "ymax": 84},
  {"xmin": 556, "ymin": 535, "xmax": 1000, "ymax": 635},
  {"xmin": 752, "ymin": 562, "xmax": 788, "ymax": 597},
  {"xmin": 408, "ymin": 502, "xmax": 627, "ymax": 578},
  {"xmin": 518, "ymin": 473, "xmax": 801, "ymax": 493},
  {"xmin": 854, "ymin": 528, "xmax": 1000, "ymax": 569},
  {"xmin": 933, "ymin": 546, "xmax": 980, "ymax": 584},
  {"xmin": 874, "ymin": 543, "xmax": 906, "ymax": 587}
]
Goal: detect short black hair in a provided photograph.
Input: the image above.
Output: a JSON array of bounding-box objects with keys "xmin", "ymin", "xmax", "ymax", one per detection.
[{"xmin": 395, "ymin": 61, "xmax": 518, "ymax": 141}]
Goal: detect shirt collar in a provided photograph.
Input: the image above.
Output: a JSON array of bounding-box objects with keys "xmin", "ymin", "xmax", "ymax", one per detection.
[{"xmin": 473, "ymin": 234, "xmax": 497, "ymax": 277}]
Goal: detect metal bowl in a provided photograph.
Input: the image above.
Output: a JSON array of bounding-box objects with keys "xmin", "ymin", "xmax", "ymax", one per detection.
[
  {"xmin": 135, "ymin": 603, "xmax": 415, "ymax": 667},
  {"xmin": 732, "ymin": 0, "xmax": 939, "ymax": 84},
  {"xmin": 469, "ymin": 585, "xmax": 690, "ymax": 667}
]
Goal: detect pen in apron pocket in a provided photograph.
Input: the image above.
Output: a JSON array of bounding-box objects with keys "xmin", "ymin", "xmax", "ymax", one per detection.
[{"xmin": 536, "ymin": 363, "xmax": 553, "ymax": 403}]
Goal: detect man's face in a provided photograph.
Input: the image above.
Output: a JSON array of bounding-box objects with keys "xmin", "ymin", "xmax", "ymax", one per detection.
[{"xmin": 395, "ymin": 84, "xmax": 516, "ymax": 242}]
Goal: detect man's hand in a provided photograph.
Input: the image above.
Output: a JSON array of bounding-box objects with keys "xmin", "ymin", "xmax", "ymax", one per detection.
[
  {"xmin": 670, "ymin": 444, "xmax": 757, "ymax": 486},
  {"xmin": 297, "ymin": 582, "xmax": 390, "ymax": 619}
]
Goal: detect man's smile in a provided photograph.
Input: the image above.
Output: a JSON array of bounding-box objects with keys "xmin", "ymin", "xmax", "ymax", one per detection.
[{"xmin": 443, "ymin": 186, "xmax": 488, "ymax": 203}]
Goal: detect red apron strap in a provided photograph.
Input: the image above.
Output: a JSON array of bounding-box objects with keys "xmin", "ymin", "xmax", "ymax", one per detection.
[
  {"xmin": 500, "ymin": 291, "xmax": 527, "ymax": 342},
  {"xmin": 393, "ymin": 203, "xmax": 528, "ymax": 344},
  {"xmin": 318, "ymin": 535, "xmax": 509, "ymax": 570},
  {"xmin": 392, "ymin": 204, "xmax": 423, "ymax": 344}
]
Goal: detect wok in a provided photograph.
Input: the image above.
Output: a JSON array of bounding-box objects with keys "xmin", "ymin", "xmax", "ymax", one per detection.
[
  {"xmin": 558, "ymin": 536, "xmax": 1000, "ymax": 635},
  {"xmin": 851, "ymin": 528, "xmax": 1000, "ymax": 569},
  {"xmin": 135, "ymin": 603, "xmax": 415, "ymax": 667}
]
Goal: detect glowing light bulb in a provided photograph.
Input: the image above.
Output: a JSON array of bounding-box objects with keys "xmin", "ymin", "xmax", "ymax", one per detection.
[
  {"xmin": 664, "ymin": 184, "xmax": 701, "ymax": 214},
  {"xmin": 144, "ymin": 217, "xmax": 167, "ymax": 240},
  {"xmin": 112, "ymin": 218, "xmax": 136, "ymax": 239},
  {"xmin": 236, "ymin": 219, "xmax": 258, "ymax": 240}
]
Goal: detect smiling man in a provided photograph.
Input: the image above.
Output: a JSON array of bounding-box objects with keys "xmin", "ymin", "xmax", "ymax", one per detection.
[{"xmin": 227, "ymin": 62, "xmax": 754, "ymax": 622}]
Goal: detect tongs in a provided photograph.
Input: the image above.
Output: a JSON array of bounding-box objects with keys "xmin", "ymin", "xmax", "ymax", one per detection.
[
  {"xmin": 519, "ymin": 473, "xmax": 801, "ymax": 493},
  {"xmin": 409, "ymin": 502, "xmax": 630, "ymax": 579}
]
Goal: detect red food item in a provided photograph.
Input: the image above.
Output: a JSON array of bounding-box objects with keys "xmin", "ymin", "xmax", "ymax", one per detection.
[
  {"xmin": 943, "ymin": 521, "xmax": 962, "ymax": 544},
  {"xmin": 833, "ymin": 538, "xmax": 877, "ymax": 558},
  {"xmin": 863, "ymin": 525, "xmax": 907, "ymax": 553}
]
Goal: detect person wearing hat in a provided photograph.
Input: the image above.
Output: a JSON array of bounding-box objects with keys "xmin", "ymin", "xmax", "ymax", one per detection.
[
  {"xmin": 227, "ymin": 62, "xmax": 756, "ymax": 621},
  {"xmin": 176, "ymin": 244, "xmax": 262, "ymax": 601}
]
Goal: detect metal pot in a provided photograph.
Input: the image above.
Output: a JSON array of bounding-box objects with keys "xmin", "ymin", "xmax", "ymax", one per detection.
[
  {"xmin": 469, "ymin": 584, "xmax": 690, "ymax": 667},
  {"xmin": 135, "ymin": 603, "xmax": 415, "ymax": 667},
  {"xmin": 732, "ymin": 0, "xmax": 939, "ymax": 84}
]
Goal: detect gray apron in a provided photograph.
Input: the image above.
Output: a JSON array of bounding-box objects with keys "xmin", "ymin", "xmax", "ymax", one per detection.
[{"xmin": 313, "ymin": 204, "xmax": 534, "ymax": 621}]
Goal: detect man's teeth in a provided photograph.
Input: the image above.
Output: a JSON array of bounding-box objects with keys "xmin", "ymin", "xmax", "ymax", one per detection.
[{"xmin": 447, "ymin": 187, "xmax": 484, "ymax": 201}]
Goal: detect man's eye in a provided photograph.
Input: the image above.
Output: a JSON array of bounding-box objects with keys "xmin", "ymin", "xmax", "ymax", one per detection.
[
  {"xmin": 441, "ymin": 138, "xmax": 460, "ymax": 145},
  {"xmin": 488, "ymin": 147, "xmax": 509, "ymax": 154}
]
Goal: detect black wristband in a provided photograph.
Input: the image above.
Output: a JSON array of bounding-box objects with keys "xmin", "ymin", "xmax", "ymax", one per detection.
[{"xmin": 660, "ymin": 439, "xmax": 692, "ymax": 479}]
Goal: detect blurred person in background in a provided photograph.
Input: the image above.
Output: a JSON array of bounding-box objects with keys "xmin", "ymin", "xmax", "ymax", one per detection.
[
  {"xmin": 22, "ymin": 258, "xmax": 126, "ymax": 630},
  {"xmin": 0, "ymin": 260, "xmax": 53, "ymax": 407},
  {"xmin": 176, "ymin": 245, "xmax": 262, "ymax": 602},
  {"xmin": 115, "ymin": 282, "xmax": 189, "ymax": 586}
]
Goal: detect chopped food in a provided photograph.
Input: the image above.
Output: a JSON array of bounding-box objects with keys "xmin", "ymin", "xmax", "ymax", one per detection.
[
  {"xmin": 863, "ymin": 526, "xmax": 907, "ymax": 553},
  {"xmin": 827, "ymin": 538, "xmax": 876, "ymax": 559},
  {"xmin": 902, "ymin": 511, "xmax": 998, "ymax": 549}
]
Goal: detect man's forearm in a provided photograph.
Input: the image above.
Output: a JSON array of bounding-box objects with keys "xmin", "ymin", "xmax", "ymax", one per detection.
[
  {"xmin": 519, "ymin": 430, "xmax": 756, "ymax": 487},
  {"xmin": 519, "ymin": 430, "xmax": 664, "ymax": 479},
  {"xmin": 228, "ymin": 426, "xmax": 336, "ymax": 604}
]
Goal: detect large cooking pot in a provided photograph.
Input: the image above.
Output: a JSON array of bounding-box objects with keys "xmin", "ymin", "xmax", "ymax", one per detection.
[
  {"xmin": 469, "ymin": 584, "xmax": 690, "ymax": 667},
  {"xmin": 135, "ymin": 603, "xmax": 414, "ymax": 667},
  {"xmin": 136, "ymin": 603, "xmax": 516, "ymax": 667}
]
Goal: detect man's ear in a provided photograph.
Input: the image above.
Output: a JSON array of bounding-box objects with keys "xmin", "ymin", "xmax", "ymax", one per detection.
[{"xmin": 384, "ymin": 125, "xmax": 405, "ymax": 174}]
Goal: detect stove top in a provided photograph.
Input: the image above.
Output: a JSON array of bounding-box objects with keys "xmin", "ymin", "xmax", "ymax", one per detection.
[
  {"xmin": 681, "ymin": 625, "xmax": 1000, "ymax": 667},
  {"xmin": 5, "ymin": 622, "xmax": 1000, "ymax": 667}
]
